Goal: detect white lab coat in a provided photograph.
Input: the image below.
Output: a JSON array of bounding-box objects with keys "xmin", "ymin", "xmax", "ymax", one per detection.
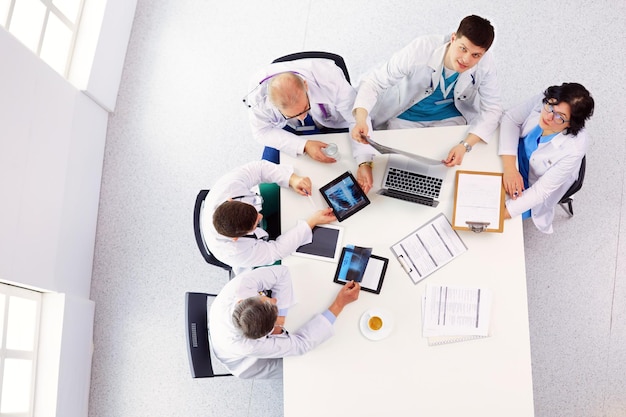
[
  {"xmin": 499, "ymin": 95, "xmax": 589, "ymax": 234},
  {"xmin": 353, "ymin": 34, "xmax": 502, "ymax": 161},
  {"xmin": 246, "ymin": 58, "xmax": 372, "ymax": 158},
  {"xmin": 200, "ymin": 160, "xmax": 312, "ymax": 274},
  {"xmin": 208, "ymin": 265, "xmax": 334, "ymax": 379}
]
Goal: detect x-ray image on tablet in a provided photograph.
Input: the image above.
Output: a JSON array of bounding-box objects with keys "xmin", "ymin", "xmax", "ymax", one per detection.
[
  {"xmin": 319, "ymin": 171, "xmax": 370, "ymax": 222},
  {"xmin": 333, "ymin": 245, "xmax": 389, "ymax": 294}
]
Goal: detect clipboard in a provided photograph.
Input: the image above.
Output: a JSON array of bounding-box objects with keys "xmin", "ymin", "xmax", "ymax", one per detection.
[
  {"xmin": 451, "ymin": 170, "xmax": 505, "ymax": 233},
  {"xmin": 390, "ymin": 213, "xmax": 467, "ymax": 285}
]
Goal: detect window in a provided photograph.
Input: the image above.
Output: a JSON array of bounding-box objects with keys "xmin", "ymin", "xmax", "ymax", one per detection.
[
  {"xmin": 0, "ymin": 0, "xmax": 85, "ymax": 77},
  {"xmin": 0, "ymin": 283, "xmax": 42, "ymax": 417}
]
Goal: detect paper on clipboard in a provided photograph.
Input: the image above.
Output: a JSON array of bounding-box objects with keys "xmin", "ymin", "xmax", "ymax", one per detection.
[
  {"xmin": 390, "ymin": 214, "xmax": 467, "ymax": 284},
  {"xmin": 452, "ymin": 171, "xmax": 505, "ymax": 233}
]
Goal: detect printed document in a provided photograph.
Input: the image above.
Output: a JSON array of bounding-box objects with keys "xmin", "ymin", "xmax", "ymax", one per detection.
[
  {"xmin": 422, "ymin": 284, "xmax": 492, "ymax": 337},
  {"xmin": 391, "ymin": 213, "xmax": 467, "ymax": 284}
]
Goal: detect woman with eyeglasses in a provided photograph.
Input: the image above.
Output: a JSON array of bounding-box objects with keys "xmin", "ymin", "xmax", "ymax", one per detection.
[{"xmin": 499, "ymin": 82, "xmax": 594, "ymax": 233}]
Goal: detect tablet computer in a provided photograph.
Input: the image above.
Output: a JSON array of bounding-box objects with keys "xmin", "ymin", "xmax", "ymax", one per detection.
[
  {"xmin": 319, "ymin": 171, "xmax": 370, "ymax": 222},
  {"xmin": 292, "ymin": 224, "xmax": 344, "ymax": 262},
  {"xmin": 333, "ymin": 245, "xmax": 389, "ymax": 294}
]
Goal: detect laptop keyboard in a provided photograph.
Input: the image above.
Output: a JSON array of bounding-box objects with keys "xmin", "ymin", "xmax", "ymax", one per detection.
[
  {"xmin": 385, "ymin": 167, "xmax": 443, "ymax": 198},
  {"xmin": 378, "ymin": 189, "xmax": 438, "ymax": 207}
]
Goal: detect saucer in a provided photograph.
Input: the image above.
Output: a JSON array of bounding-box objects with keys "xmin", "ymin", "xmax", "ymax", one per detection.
[{"xmin": 359, "ymin": 309, "xmax": 394, "ymax": 341}]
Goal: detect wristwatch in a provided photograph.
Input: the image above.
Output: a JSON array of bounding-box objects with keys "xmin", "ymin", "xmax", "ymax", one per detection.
[{"xmin": 460, "ymin": 140, "xmax": 472, "ymax": 153}]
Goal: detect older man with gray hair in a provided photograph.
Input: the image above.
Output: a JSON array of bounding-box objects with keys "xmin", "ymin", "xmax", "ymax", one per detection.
[
  {"xmin": 244, "ymin": 57, "xmax": 372, "ymax": 163},
  {"xmin": 209, "ymin": 265, "xmax": 360, "ymax": 379}
]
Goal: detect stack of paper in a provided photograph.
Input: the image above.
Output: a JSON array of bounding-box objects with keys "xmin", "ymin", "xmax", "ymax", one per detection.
[{"xmin": 422, "ymin": 284, "xmax": 493, "ymax": 346}]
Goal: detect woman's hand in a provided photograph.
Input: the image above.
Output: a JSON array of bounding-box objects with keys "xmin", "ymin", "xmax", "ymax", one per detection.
[{"xmin": 501, "ymin": 155, "xmax": 524, "ymax": 199}]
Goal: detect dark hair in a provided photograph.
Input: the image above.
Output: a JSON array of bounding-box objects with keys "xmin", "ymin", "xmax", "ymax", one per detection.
[
  {"xmin": 232, "ymin": 297, "xmax": 278, "ymax": 339},
  {"xmin": 543, "ymin": 83, "xmax": 594, "ymax": 136},
  {"xmin": 456, "ymin": 15, "xmax": 495, "ymax": 51},
  {"xmin": 213, "ymin": 201, "xmax": 258, "ymax": 238}
]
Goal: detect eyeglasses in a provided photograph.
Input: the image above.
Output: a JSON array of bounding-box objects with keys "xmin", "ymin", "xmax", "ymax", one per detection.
[
  {"xmin": 280, "ymin": 94, "xmax": 311, "ymax": 120},
  {"xmin": 231, "ymin": 194, "xmax": 264, "ymax": 211},
  {"xmin": 542, "ymin": 101, "xmax": 569, "ymax": 125}
]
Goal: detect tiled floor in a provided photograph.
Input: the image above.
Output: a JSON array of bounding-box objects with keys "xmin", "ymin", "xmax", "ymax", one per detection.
[{"xmin": 89, "ymin": 1, "xmax": 626, "ymax": 416}]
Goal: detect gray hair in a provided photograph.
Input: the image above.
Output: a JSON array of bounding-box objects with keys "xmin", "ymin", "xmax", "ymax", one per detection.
[
  {"xmin": 267, "ymin": 72, "xmax": 306, "ymax": 110},
  {"xmin": 232, "ymin": 296, "xmax": 278, "ymax": 339}
]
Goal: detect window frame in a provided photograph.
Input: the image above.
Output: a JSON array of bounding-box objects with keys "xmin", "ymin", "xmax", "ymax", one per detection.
[
  {"xmin": 1, "ymin": 0, "xmax": 86, "ymax": 77},
  {"xmin": 0, "ymin": 283, "xmax": 42, "ymax": 417}
]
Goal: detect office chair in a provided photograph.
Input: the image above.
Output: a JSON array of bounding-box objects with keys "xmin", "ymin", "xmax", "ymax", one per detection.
[
  {"xmin": 263, "ymin": 51, "xmax": 352, "ymax": 164},
  {"xmin": 558, "ymin": 155, "xmax": 586, "ymax": 217},
  {"xmin": 185, "ymin": 292, "xmax": 232, "ymax": 378},
  {"xmin": 193, "ymin": 189, "xmax": 233, "ymax": 272},
  {"xmin": 272, "ymin": 51, "xmax": 351, "ymax": 84}
]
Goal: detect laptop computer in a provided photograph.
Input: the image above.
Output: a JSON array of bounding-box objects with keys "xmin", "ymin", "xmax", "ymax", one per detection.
[{"xmin": 377, "ymin": 154, "xmax": 448, "ymax": 207}]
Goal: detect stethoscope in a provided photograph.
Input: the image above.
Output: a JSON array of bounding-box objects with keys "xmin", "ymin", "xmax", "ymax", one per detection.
[{"xmin": 424, "ymin": 72, "xmax": 475, "ymax": 100}]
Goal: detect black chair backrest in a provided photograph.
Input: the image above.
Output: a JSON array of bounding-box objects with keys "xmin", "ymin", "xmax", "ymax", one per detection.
[
  {"xmin": 272, "ymin": 51, "xmax": 351, "ymax": 84},
  {"xmin": 185, "ymin": 292, "xmax": 232, "ymax": 378},
  {"xmin": 559, "ymin": 156, "xmax": 586, "ymax": 203},
  {"xmin": 193, "ymin": 190, "xmax": 232, "ymax": 271}
]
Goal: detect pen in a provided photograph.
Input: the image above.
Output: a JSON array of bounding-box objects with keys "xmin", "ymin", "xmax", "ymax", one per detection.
[{"xmin": 304, "ymin": 190, "xmax": 318, "ymax": 211}]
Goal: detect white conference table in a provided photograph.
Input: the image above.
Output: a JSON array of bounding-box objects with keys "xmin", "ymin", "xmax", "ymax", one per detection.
[{"xmin": 280, "ymin": 126, "xmax": 534, "ymax": 417}]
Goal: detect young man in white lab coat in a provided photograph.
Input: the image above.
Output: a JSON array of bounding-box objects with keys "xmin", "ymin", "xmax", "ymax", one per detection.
[
  {"xmin": 209, "ymin": 265, "xmax": 360, "ymax": 379},
  {"xmin": 245, "ymin": 58, "xmax": 371, "ymax": 164},
  {"xmin": 200, "ymin": 160, "xmax": 335, "ymax": 275},
  {"xmin": 351, "ymin": 15, "xmax": 503, "ymax": 193}
]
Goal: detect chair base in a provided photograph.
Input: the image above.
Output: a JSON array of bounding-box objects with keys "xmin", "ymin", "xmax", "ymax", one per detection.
[{"xmin": 558, "ymin": 197, "xmax": 574, "ymax": 217}]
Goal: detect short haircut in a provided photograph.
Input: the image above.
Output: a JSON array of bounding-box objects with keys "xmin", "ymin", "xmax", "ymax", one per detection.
[
  {"xmin": 543, "ymin": 83, "xmax": 594, "ymax": 136},
  {"xmin": 232, "ymin": 296, "xmax": 278, "ymax": 339},
  {"xmin": 456, "ymin": 15, "xmax": 495, "ymax": 51},
  {"xmin": 267, "ymin": 72, "xmax": 306, "ymax": 110},
  {"xmin": 213, "ymin": 201, "xmax": 258, "ymax": 238}
]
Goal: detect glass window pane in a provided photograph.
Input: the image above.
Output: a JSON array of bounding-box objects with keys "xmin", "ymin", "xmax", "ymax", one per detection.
[
  {"xmin": 0, "ymin": 293, "xmax": 5, "ymax": 346},
  {"xmin": 0, "ymin": 358, "xmax": 32, "ymax": 413},
  {"xmin": 0, "ymin": 0, "xmax": 11, "ymax": 28},
  {"xmin": 53, "ymin": 0, "xmax": 81, "ymax": 23},
  {"xmin": 10, "ymin": 0, "xmax": 47, "ymax": 53},
  {"xmin": 40, "ymin": 11, "xmax": 72, "ymax": 75},
  {"xmin": 6, "ymin": 296, "xmax": 37, "ymax": 351}
]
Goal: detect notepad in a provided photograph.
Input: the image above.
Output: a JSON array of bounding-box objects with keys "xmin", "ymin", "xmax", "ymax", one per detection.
[{"xmin": 422, "ymin": 284, "xmax": 493, "ymax": 346}]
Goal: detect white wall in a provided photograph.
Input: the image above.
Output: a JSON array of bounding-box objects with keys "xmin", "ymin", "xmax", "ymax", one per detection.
[{"xmin": 0, "ymin": 0, "xmax": 137, "ymax": 415}]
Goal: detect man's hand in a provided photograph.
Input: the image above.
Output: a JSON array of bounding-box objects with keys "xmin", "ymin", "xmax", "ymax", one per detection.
[
  {"xmin": 442, "ymin": 143, "xmax": 467, "ymax": 167},
  {"xmin": 289, "ymin": 174, "xmax": 312, "ymax": 196},
  {"xmin": 306, "ymin": 207, "xmax": 336, "ymax": 229},
  {"xmin": 305, "ymin": 140, "xmax": 336, "ymax": 163},
  {"xmin": 351, "ymin": 108, "xmax": 370, "ymax": 143},
  {"xmin": 329, "ymin": 281, "xmax": 361, "ymax": 317},
  {"xmin": 356, "ymin": 164, "xmax": 373, "ymax": 194},
  {"xmin": 443, "ymin": 134, "xmax": 482, "ymax": 167}
]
